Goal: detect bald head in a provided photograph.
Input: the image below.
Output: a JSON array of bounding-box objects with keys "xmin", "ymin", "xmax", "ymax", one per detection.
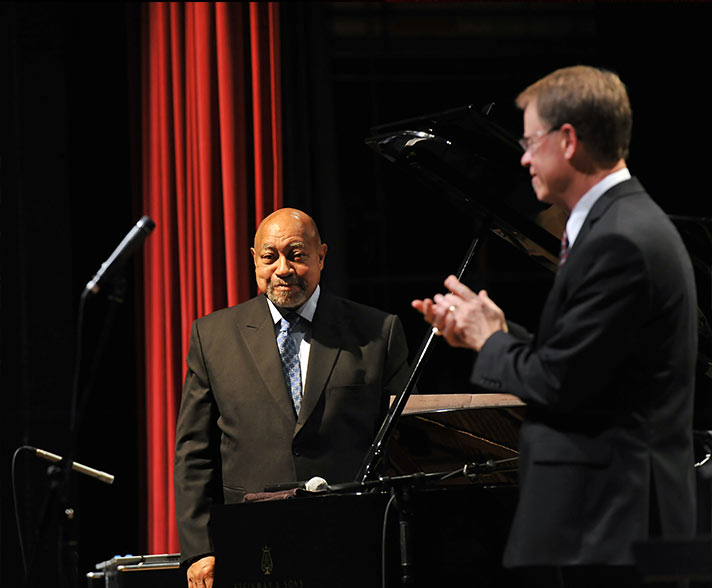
[
  {"xmin": 251, "ymin": 208, "xmax": 327, "ymax": 309},
  {"xmin": 253, "ymin": 208, "xmax": 322, "ymax": 249}
]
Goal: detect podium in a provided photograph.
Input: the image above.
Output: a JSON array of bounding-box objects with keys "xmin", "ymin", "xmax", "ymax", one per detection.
[{"xmin": 211, "ymin": 485, "xmax": 518, "ymax": 588}]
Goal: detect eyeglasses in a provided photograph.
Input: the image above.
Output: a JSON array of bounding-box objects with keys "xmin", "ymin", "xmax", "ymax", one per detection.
[{"xmin": 518, "ymin": 127, "xmax": 560, "ymax": 153}]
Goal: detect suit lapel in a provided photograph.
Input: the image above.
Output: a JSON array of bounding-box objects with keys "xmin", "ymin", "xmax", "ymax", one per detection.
[
  {"xmin": 240, "ymin": 296, "xmax": 297, "ymax": 423},
  {"xmin": 296, "ymin": 293, "xmax": 341, "ymax": 434}
]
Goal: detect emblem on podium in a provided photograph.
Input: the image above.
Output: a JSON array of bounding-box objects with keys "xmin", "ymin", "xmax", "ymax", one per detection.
[{"xmin": 261, "ymin": 546, "xmax": 274, "ymax": 575}]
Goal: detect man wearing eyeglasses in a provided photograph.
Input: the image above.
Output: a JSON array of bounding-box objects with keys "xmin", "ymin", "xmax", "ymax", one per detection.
[{"xmin": 414, "ymin": 66, "xmax": 697, "ymax": 587}]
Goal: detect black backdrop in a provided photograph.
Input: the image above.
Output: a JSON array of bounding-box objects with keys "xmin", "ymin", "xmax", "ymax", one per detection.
[{"xmin": 2, "ymin": 2, "xmax": 710, "ymax": 587}]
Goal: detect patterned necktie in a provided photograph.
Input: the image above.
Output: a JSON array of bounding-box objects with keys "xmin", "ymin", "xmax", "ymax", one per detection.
[
  {"xmin": 559, "ymin": 229, "xmax": 569, "ymax": 267},
  {"xmin": 277, "ymin": 313, "xmax": 302, "ymax": 415}
]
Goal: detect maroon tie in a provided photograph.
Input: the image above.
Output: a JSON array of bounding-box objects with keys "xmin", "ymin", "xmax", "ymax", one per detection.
[{"xmin": 559, "ymin": 229, "xmax": 569, "ymax": 267}]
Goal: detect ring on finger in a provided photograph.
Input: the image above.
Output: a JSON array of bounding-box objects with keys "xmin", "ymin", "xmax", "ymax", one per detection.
[{"xmin": 448, "ymin": 305, "xmax": 457, "ymax": 313}]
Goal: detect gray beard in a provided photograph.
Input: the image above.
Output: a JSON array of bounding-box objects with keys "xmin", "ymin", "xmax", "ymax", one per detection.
[{"xmin": 265, "ymin": 276, "xmax": 308, "ymax": 309}]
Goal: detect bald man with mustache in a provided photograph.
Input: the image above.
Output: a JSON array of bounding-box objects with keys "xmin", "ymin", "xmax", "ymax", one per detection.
[{"xmin": 174, "ymin": 208, "xmax": 411, "ymax": 588}]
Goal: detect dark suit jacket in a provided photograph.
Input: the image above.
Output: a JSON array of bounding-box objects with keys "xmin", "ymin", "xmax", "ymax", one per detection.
[
  {"xmin": 174, "ymin": 292, "xmax": 411, "ymax": 564},
  {"xmin": 471, "ymin": 178, "xmax": 697, "ymax": 567}
]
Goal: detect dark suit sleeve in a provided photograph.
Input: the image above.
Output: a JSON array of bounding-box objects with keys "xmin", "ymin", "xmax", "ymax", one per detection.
[
  {"xmin": 472, "ymin": 233, "xmax": 649, "ymax": 412},
  {"xmin": 505, "ymin": 320, "xmax": 534, "ymax": 343},
  {"xmin": 174, "ymin": 320, "xmax": 221, "ymax": 565}
]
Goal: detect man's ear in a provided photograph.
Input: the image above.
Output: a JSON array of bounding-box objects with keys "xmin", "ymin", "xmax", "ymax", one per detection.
[
  {"xmin": 560, "ymin": 123, "xmax": 578, "ymax": 160},
  {"xmin": 250, "ymin": 247, "xmax": 257, "ymax": 267},
  {"xmin": 318, "ymin": 243, "xmax": 328, "ymax": 269}
]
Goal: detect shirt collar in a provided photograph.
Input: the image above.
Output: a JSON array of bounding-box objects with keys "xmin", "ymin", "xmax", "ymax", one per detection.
[
  {"xmin": 566, "ymin": 167, "xmax": 631, "ymax": 246},
  {"xmin": 267, "ymin": 284, "xmax": 320, "ymax": 325}
]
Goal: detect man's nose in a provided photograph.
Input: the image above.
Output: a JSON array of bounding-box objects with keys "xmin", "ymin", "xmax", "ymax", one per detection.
[
  {"xmin": 275, "ymin": 255, "xmax": 293, "ymax": 275},
  {"xmin": 520, "ymin": 149, "xmax": 531, "ymax": 167}
]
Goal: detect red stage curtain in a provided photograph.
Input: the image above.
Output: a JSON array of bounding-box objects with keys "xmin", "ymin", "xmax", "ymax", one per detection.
[{"xmin": 141, "ymin": 1, "xmax": 282, "ymax": 554}]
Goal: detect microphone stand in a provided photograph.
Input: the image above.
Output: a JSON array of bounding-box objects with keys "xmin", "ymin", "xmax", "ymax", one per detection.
[
  {"xmin": 349, "ymin": 218, "xmax": 499, "ymax": 586},
  {"xmin": 22, "ymin": 216, "xmax": 154, "ymax": 588},
  {"xmin": 24, "ymin": 277, "xmax": 127, "ymax": 588},
  {"xmin": 21, "ymin": 447, "xmax": 115, "ymax": 588},
  {"xmin": 326, "ymin": 458, "xmax": 518, "ymax": 587},
  {"xmin": 394, "ymin": 483, "xmax": 415, "ymax": 586},
  {"xmin": 53, "ymin": 276, "xmax": 126, "ymax": 588}
]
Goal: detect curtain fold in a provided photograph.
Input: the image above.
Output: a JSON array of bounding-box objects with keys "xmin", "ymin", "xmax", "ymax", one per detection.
[{"xmin": 142, "ymin": 1, "xmax": 282, "ymax": 554}]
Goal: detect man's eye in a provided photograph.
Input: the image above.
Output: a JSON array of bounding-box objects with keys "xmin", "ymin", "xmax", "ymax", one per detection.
[{"xmin": 262, "ymin": 255, "xmax": 276, "ymax": 262}]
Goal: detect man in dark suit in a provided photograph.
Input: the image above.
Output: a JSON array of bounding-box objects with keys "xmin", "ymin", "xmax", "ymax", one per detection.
[
  {"xmin": 413, "ymin": 66, "xmax": 697, "ymax": 587},
  {"xmin": 175, "ymin": 208, "xmax": 411, "ymax": 588}
]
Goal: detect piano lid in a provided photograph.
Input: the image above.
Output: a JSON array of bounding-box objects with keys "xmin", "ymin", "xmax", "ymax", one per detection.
[
  {"xmin": 366, "ymin": 103, "xmax": 567, "ymax": 273},
  {"xmin": 385, "ymin": 394, "xmax": 525, "ymax": 486}
]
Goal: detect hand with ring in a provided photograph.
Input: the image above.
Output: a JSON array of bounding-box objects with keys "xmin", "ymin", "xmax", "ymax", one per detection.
[{"xmin": 412, "ymin": 275, "xmax": 508, "ymax": 351}]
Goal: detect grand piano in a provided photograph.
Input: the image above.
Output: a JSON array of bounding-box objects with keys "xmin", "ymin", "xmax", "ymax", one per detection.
[{"xmin": 210, "ymin": 104, "xmax": 712, "ymax": 588}]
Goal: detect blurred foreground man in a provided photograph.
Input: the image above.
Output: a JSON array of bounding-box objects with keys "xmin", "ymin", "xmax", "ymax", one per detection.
[
  {"xmin": 414, "ymin": 66, "xmax": 697, "ymax": 587},
  {"xmin": 175, "ymin": 208, "xmax": 411, "ymax": 588}
]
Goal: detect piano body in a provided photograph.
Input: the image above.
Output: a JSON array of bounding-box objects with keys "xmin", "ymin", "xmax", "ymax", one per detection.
[
  {"xmin": 210, "ymin": 105, "xmax": 712, "ymax": 587},
  {"xmin": 211, "ymin": 395, "xmax": 525, "ymax": 588}
]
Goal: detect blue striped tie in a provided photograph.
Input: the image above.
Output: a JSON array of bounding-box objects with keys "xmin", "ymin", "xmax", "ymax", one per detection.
[{"xmin": 277, "ymin": 314, "xmax": 302, "ymax": 414}]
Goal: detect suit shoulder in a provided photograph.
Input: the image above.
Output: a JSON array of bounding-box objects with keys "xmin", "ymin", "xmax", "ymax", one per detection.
[
  {"xmin": 608, "ymin": 178, "xmax": 667, "ymax": 220},
  {"xmin": 594, "ymin": 179, "xmax": 678, "ymax": 243},
  {"xmin": 325, "ymin": 294, "xmax": 397, "ymax": 322},
  {"xmin": 194, "ymin": 296, "xmax": 266, "ymax": 330},
  {"xmin": 584, "ymin": 183, "xmax": 694, "ymax": 287}
]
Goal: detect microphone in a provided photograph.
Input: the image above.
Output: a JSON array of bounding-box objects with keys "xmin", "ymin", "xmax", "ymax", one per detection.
[
  {"xmin": 304, "ymin": 476, "xmax": 328, "ymax": 492},
  {"xmin": 463, "ymin": 457, "xmax": 519, "ymax": 481},
  {"xmin": 33, "ymin": 447, "xmax": 115, "ymax": 485},
  {"xmin": 84, "ymin": 216, "xmax": 156, "ymax": 294}
]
